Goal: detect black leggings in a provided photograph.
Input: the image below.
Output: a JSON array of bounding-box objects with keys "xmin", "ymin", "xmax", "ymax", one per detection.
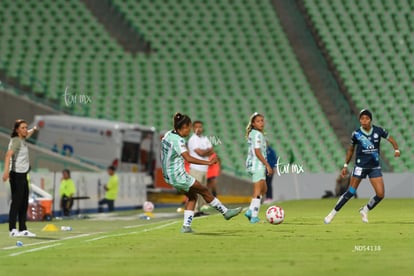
[
  {"xmin": 9, "ymin": 171, "xmax": 29, "ymax": 231},
  {"xmin": 98, "ymin": 198, "xmax": 114, "ymax": 212},
  {"xmin": 61, "ymin": 196, "xmax": 74, "ymax": 216}
]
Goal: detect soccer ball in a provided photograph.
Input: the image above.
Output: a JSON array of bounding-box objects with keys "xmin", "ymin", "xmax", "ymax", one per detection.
[
  {"xmin": 266, "ymin": 205, "xmax": 285, "ymax": 225},
  {"xmin": 143, "ymin": 201, "xmax": 154, "ymax": 213}
]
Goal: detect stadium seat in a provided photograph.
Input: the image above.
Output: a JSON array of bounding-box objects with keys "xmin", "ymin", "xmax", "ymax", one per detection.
[
  {"xmin": 302, "ymin": 0, "xmax": 414, "ymax": 172},
  {"xmin": 4, "ymin": 0, "xmax": 402, "ymax": 174}
]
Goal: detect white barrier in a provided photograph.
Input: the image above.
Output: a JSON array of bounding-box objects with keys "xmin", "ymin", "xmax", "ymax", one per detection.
[
  {"xmin": 0, "ymin": 172, "xmax": 150, "ymax": 219},
  {"xmin": 273, "ymin": 173, "xmax": 414, "ymax": 200}
]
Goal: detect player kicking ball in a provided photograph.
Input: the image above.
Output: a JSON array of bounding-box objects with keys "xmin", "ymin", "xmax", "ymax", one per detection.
[
  {"xmin": 324, "ymin": 109, "xmax": 400, "ymax": 224},
  {"xmin": 161, "ymin": 113, "xmax": 242, "ymax": 233}
]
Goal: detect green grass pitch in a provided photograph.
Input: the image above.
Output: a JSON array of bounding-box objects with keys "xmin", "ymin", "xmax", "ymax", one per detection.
[{"xmin": 1, "ymin": 198, "xmax": 413, "ymax": 275}]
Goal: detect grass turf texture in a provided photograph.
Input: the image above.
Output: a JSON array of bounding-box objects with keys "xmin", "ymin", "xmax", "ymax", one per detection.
[{"xmin": 1, "ymin": 199, "xmax": 413, "ymax": 275}]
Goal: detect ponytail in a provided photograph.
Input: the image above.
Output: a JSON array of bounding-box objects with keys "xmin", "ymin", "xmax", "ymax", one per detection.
[{"xmin": 173, "ymin": 112, "xmax": 191, "ymax": 131}]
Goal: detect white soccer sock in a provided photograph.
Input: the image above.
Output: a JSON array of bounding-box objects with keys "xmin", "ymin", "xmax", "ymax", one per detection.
[
  {"xmin": 248, "ymin": 199, "xmax": 254, "ymax": 211},
  {"xmin": 183, "ymin": 210, "xmax": 194, "ymax": 227},
  {"xmin": 251, "ymin": 198, "xmax": 261, "ymax": 218},
  {"xmin": 209, "ymin": 198, "xmax": 228, "ymax": 214}
]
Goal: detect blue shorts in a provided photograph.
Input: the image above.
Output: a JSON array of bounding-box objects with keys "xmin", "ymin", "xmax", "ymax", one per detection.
[{"xmin": 352, "ymin": 166, "xmax": 382, "ymax": 179}]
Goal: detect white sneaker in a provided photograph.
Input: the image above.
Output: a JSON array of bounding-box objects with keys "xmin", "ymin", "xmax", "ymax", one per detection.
[
  {"xmin": 20, "ymin": 230, "xmax": 36, "ymax": 237},
  {"xmin": 359, "ymin": 208, "xmax": 368, "ymax": 223},
  {"xmin": 9, "ymin": 229, "xmax": 19, "ymax": 237},
  {"xmin": 324, "ymin": 211, "xmax": 336, "ymax": 224}
]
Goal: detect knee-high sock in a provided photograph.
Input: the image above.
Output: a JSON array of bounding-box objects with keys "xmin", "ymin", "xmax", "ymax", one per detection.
[
  {"xmin": 183, "ymin": 210, "xmax": 194, "ymax": 227},
  {"xmin": 209, "ymin": 198, "xmax": 228, "ymax": 214},
  {"xmin": 366, "ymin": 195, "xmax": 383, "ymax": 211},
  {"xmin": 251, "ymin": 198, "xmax": 261, "ymax": 218},
  {"xmin": 334, "ymin": 188, "xmax": 355, "ymax": 212}
]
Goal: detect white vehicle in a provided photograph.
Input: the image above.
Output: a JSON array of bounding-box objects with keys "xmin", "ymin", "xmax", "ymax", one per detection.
[{"xmin": 30, "ymin": 115, "xmax": 156, "ymax": 173}]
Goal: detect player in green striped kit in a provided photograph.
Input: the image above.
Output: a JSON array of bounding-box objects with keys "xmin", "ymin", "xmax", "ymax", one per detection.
[
  {"xmin": 245, "ymin": 112, "xmax": 273, "ymax": 223},
  {"xmin": 161, "ymin": 113, "xmax": 242, "ymax": 233}
]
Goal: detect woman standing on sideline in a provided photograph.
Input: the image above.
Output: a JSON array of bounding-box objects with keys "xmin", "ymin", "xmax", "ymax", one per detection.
[
  {"xmin": 161, "ymin": 113, "xmax": 242, "ymax": 233},
  {"xmin": 2, "ymin": 119, "xmax": 38, "ymax": 237},
  {"xmin": 324, "ymin": 109, "xmax": 400, "ymax": 224},
  {"xmin": 244, "ymin": 112, "xmax": 273, "ymax": 223},
  {"xmin": 60, "ymin": 169, "xmax": 76, "ymax": 216}
]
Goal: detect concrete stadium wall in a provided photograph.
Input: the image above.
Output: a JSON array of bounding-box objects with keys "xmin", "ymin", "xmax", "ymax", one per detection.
[
  {"xmin": 272, "ymin": 172, "xmax": 414, "ymax": 200},
  {"xmin": 0, "ymin": 132, "xmax": 101, "ymax": 172},
  {"xmin": 216, "ymin": 172, "xmax": 414, "ymax": 200},
  {"xmin": 0, "ymin": 90, "xmax": 103, "ymax": 172},
  {"xmin": 215, "ymin": 173, "xmax": 252, "ymax": 196},
  {"xmin": 0, "ymin": 90, "xmax": 60, "ymax": 129}
]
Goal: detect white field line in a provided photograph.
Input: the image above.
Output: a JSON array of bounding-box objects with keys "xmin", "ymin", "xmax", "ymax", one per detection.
[
  {"xmin": 85, "ymin": 214, "xmax": 214, "ymax": 243},
  {"xmin": 3, "ymin": 211, "xmax": 219, "ymax": 255},
  {"xmin": 2, "ymin": 233, "xmax": 103, "ymax": 250},
  {"xmin": 9, "ymin": 243, "xmax": 63, "ymax": 257},
  {"xmin": 85, "ymin": 220, "xmax": 179, "ymax": 242},
  {"xmin": 123, "ymin": 219, "xmax": 178, "ymax": 229},
  {"xmin": 3, "ymin": 220, "xmax": 179, "ymax": 253}
]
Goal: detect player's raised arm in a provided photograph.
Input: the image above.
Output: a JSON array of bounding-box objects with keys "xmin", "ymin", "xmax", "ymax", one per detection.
[{"xmin": 26, "ymin": 126, "xmax": 38, "ymax": 139}]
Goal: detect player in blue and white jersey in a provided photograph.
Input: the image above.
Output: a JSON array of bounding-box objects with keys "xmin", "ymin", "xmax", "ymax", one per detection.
[
  {"xmin": 161, "ymin": 113, "xmax": 242, "ymax": 233},
  {"xmin": 324, "ymin": 109, "xmax": 400, "ymax": 224},
  {"xmin": 244, "ymin": 112, "xmax": 273, "ymax": 224}
]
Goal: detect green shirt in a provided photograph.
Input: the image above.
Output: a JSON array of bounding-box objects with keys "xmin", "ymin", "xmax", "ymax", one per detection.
[
  {"xmin": 105, "ymin": 174, "xmax": 119, "ymax": 200},
  {"xmin": 246, "ymin": 129, "xmax": 267, "ymax": 172},
  {"xmin": 60, "ymin": 179, "xmax": 76, "ymax": 197},
  {"xmin": 160, "ymin": 130, "xmax": 188, "ymax": 184}
]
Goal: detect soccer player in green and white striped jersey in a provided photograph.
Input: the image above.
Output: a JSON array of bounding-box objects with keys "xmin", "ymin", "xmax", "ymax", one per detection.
[
  {"xmin": 245, "ymin": 112, "xmax": 273, "ymax": 223},
  {"xmin": 160, "ymin": 113, "xmax": 242, "ymax": 233}
]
